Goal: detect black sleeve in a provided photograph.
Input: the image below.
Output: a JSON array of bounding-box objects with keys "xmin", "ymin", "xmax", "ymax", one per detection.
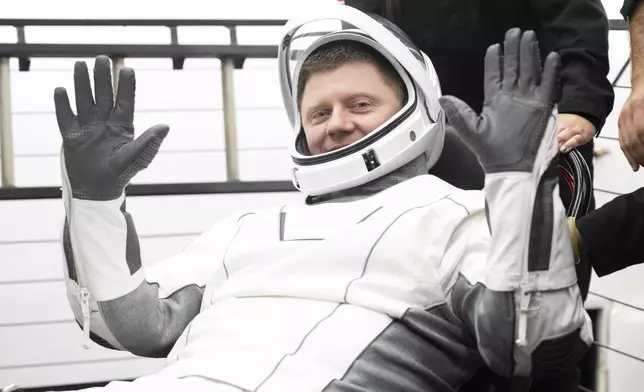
[
  {"xmin": 530, "ymin": 0, "xmax": 615, "ymax": 133},
  {"xmin": 528, "ymin": 369, "xmax": 581, "ymax": 392},
  {"xmin": 622, "ymin": 0, "xmax": 644, "ymax": 20},
  {"xmin": 343, "ymin": 0, "xmax": 386, "ymax": 15},
  {"xmin": 576, "ymin": 188, "xmax": 644, "ymax": 276}
]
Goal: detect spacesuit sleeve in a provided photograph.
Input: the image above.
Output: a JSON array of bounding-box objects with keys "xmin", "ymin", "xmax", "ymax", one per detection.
[
  {"xmin": 439, "ymin": 28, "xmax": 593, "ymax": 381},
  {"xmin": 446, "ymin": 179, "xmax": 593, "ymax": 380},
  {"xmin": 61, "ymin": 183, "xmax": 247, "ymax": 358}
]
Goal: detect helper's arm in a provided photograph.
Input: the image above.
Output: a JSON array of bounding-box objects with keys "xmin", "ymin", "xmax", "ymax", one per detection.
[
  {"xmin": 55, "ymin": 56, "xmax": 237, "ymax": 358},
  {"xmin": 441, "ymin": 29, "xmax": 591, "ymax": 379},
  {"xmin": 575, "ymin": 188, "xmax": 644, "ymax": 277},
  {"xmin": 529, "ymin": 0, "xmax": 613, "ymax": 133}
]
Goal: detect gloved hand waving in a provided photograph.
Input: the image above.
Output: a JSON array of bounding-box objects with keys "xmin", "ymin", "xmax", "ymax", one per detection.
[
  {"xmin": 439, "ymin": 29, "xmax": 589, "ymax": 380},
  {"xmin": 54, "ymin": 55, "xmax": 169, "ymax": 200},
  {"xmin": 439, "ymin": 28, "xmax": 560, "ymax": 173}
]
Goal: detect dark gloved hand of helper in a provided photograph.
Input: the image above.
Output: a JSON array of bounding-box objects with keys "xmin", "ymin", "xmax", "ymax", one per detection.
[
  {"xmin": 439, "ymin": 28, "xmax": 560, "ymax": 174},
  {"xmin": 54, "ymin": 55, "xmax": 170, "ymax": 201}
]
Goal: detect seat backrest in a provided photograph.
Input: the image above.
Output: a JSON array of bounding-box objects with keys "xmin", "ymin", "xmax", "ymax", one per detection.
[{"xmin": 428, "ymin": 127, "xmax": 485, "ymax": 191}]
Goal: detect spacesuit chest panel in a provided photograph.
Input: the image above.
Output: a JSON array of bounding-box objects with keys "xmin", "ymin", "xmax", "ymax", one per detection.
[{"xmin": 208, "ymin": 175, "xmax": 477, "ymax": 318}]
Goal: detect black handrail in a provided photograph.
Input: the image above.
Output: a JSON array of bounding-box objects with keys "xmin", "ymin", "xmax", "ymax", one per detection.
[
  {"xmin": 0, "ymin": 181, "xmax": 297, "ymax": 200},
  {"xmin": 0, "ymin": 18, "xmax": 630, "ymax": 200},
  {"xmin": 0, "ymin": 18, "xmax": 288, "ymax": 27},
  {"xmin": 0, "ymin": 43, "xmax": 279, "ymax": 59},
  {"xmin": 0, "ymin": 18, "xmax": 287, "ymax": 69},
  {"xmin": 610, "ymin": 19, "xmax": 627, "ymax": 30},
  {"xmin": 0, "ymin": 17, "xmax": 624, "ymax": 29}
]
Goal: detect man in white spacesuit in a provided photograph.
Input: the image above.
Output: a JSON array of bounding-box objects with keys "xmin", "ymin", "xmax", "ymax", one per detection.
[{"xmin": 34, "ymin": 5, "xmax": 590, "ymax": 392}]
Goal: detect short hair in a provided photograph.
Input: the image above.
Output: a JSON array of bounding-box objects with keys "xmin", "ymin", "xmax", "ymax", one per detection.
[{"xmin": 296, "ymin": 40, "xmax": 407, "ymax": 108}]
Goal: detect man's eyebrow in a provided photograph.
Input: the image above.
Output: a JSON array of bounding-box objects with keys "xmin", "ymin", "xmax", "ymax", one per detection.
[
  {"xmin": 303, "ymin": 93, "xmax": 378, "ymax": 116},
  {"xmin": 347, "ymin": 92, "xmax": 377, "ymax": 102}
]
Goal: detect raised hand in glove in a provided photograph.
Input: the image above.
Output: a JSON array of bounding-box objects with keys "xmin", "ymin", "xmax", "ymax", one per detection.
[
  {"xmin": 440, "ymin": 29, "xmax": 589, "ymax": 380},
  {"xmin": 439, "ymin": 28, "xmax": 560, "ymax": 174},
  {"xmin": 438, "ymin": 28, "xmax": 568, "ymax": 291},
  {"xmin": 54, "ymin": 55, "xmax": 169, "ymax": 200}
]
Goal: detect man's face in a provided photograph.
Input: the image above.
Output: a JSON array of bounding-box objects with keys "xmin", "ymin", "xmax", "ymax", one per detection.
[{"xmin": 299, "ymin": 61, "xmax": 404, "ymax": 155}]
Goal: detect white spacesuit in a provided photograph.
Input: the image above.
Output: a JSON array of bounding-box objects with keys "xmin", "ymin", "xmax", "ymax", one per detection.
[{"xmin": 50, "ymin": 4, "xmax": 591, "ymax": 392}]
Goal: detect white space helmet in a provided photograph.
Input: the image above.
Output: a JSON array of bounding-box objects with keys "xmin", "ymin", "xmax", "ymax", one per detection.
[{"xmin": 278, "ymin": 4, "xmax": 445, "ymax": 196}]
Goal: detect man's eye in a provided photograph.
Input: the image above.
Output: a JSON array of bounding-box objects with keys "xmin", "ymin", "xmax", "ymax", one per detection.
[
  {"xmin": 354, "ymin": 101, "xmax": 371, "ymax": 109},
  {"xmin": 312, "ymin": 111, "xmax": 328, "ymax": 119}
]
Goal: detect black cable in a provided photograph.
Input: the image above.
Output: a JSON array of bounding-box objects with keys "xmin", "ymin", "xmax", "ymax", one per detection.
[
  {"xmin": 586, "ymin": 291, "xmax": 644, "ymax": 364},
  {"xmin": 560, "ymin": 149, "xmax": 592, "ymax": 219},
  {"xmin": 578, "ymin": 340, "xmax": 644, "ymax": 392},
  {"xmin": 612, "ymin": 57, "xmax": 631, "ymax": 87},
  {"xmin": 594, "ymin": 341, "xmax": 644, "ymax": 364},
  {"xmin": 588, "ymin": 291, "xmax": 644, "ymax": 313},
  {"xmin": 585, "ymin": 292, "xmax": 644, "ymax": 364}
]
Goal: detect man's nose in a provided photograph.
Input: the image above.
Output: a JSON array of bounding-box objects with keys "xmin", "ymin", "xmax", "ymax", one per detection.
[{"xmin": 326, "ymin": 109, "xmax": 355, "ymax": 137}]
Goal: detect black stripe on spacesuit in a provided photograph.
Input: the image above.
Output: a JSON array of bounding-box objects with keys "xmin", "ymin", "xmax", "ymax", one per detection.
[
  {"xmin": 222, "ymin": 218, "xmax": 248, "ymax": 279},
  {"xmin": 120, "ymin": 200, "xmax": 142, "ymax": 275},
  {"xmin": 343, "ymin": 196, "xmax": 463, "ymax": 303},
  {"xmin": 356, "ymin": 206, "xmax": 383, "ymax": 224},
  {"xmin": 279, "ymin": 209, "xmax": 324, "ymax": 241},
  {"xmin": 528, "ymin": 160, "xmax": 558, "ymax": 272},
  {"xmin": 446, "ymin": 195, "xmax": 489, "ymax": 236},
  {"xmin": 63, "ymin": 218, "xmax": 78, "ymax": 284},
  {"xmin": 279, "ymin": 206, "xmax": 286, "ymax": 241},
  {"xmin": 255, "ymin": 303, "xmax": 342, "ymax": 391},
  {"xmin": 322, "ymin": 305, "xmax": 482, "ymax": 392},
  {"xmin": 218, "ymin": 212, "xmax": 257, "ymax": 278},
  {"xmin": 445, "ymin": 196, "xmax": 470, "ymax": 215},
  {"xmin": 484, "ymin": 200, "xmax": 492, "ymax": 235},
  {"xmin": 238, "ymin": 212, "xmax": 255, "ymax": 222}
]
